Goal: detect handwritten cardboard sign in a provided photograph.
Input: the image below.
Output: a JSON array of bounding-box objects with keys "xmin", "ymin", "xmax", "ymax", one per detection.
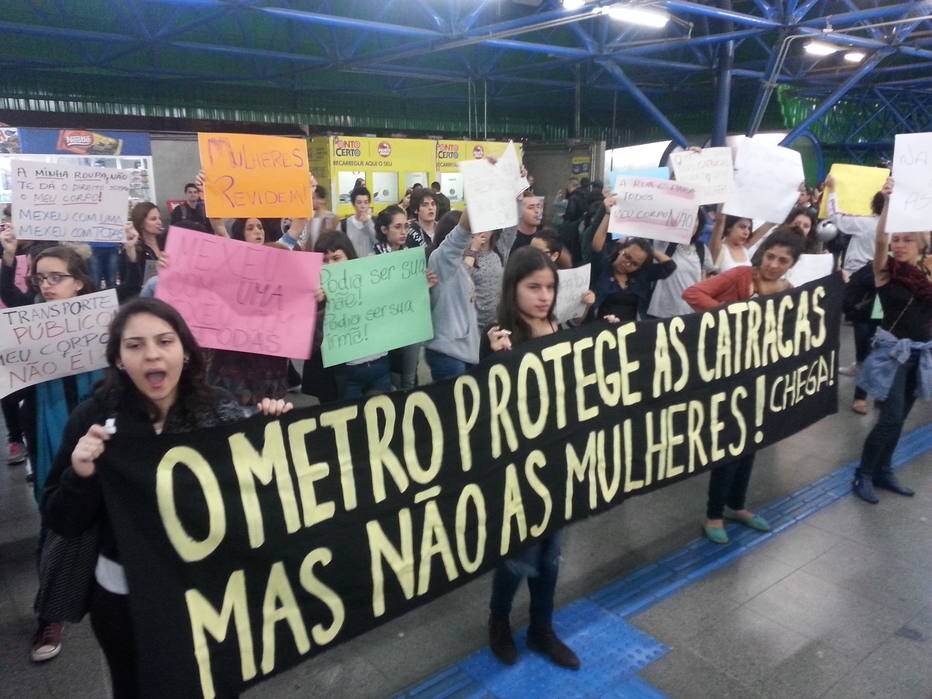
[
  {"xmin": 669, "ymin": 148, "xmax": 735, "ymax": 205},
  {"xmin": 0, "ymin": 289, "xmax": 117, "ymax": 397},
  {"xmin": 198, "ymin": 133, "xmax": 313, "ymax": 218},
  {"xmin": 786, "ymin": 253, "xmax": 835, "ymax": 287},
  {"xmin": 886, "ymin": 132, "xmax": 932, "ymax": 233},
  {"xmin": 11, "ymin": 160, "xmax": 129, "ymax": 242},
  {"xmin": 460, "ymin": 142, "xmax": 526, "ymax": 233},
  {"xmin": 608, "ymin": 167, "xmax": 669, "ymax": 189},
  {"xmin": 817, "ymin": 163, "xmax": 889, "ymax": 218},
  {"xmin": 321, "ymin": 248, "xmax": 433, "ymax": 367},
  {"xmin": 156, "ymin": 227, "xmax": 320, "ymax": 358},
  {"xmin": 554, "ymin": 264, "xmax": 592, "ymax": 324},
  {"xmin": 609, "ymin": 177, "xmax": 698, "ymax": 244},
  {"xmin": 723, "ymin": 139, "xmax": 803, "ymax": 224}
]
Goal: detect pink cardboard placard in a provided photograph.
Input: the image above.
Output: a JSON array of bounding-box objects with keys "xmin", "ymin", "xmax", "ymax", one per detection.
[{"xmin": 156, "ymin": 227, "xmax": 322, "ymax": 358}]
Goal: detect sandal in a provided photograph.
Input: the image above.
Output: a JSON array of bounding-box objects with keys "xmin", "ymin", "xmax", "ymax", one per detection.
[{"xmin": 851, "ymin": 399, "xmax": 868, "ymax": 415}]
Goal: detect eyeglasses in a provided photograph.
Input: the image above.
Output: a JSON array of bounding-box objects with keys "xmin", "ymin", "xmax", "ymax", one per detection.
[{"xmin": 30, "ymin": 272, "xmax": 75, "ymax": 286}]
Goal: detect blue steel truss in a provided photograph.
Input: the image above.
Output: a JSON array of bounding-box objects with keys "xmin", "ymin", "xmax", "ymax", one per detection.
[{"xmin": 0, "ymin": 0, "xmax": 929, "ymax": 146}]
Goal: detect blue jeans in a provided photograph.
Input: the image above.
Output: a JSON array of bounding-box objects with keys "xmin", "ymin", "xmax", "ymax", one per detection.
[
  {"xmin": 489, "ymin": 532, "xmax": 561, "ymax": 627},
  {"xmin": 858, "ymin": 353, "xmax": 918, "ymax": 478},
  {"xmin": 88, "ymin": 245, "xmax": 120, "ymax": 289},
  {"xmin": 335, "ymin": 356, "xmax": 393, "ymax": 400},
  {"xmin": 852, "ymin": 321, "xmax": 880, "ymax": 401},
  {"xmin": 706, "ymin": 453, "xmax": 756, "ymax": 519},
  {"xmin": 425, "ymin": 349, "xmax": 473, "ymax": 382}
]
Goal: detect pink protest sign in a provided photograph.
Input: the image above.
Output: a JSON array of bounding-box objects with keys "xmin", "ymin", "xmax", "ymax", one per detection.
[{"xmin": 156, "ymin": 227, "xmax": 322, "ymax": 358}]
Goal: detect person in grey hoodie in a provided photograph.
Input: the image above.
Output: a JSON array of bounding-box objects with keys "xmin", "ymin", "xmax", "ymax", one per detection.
[{"xmin": 425, "ymin": 207, "xmax": 516, "ymax": 381}]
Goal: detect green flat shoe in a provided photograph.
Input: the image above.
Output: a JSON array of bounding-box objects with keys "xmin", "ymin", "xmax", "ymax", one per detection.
[
  {"xmin": 703, "ymin": 523, "xmax": 729, "ymax": 544},
  {"xmin": 724, "ymin": 511, "xmax": 771, "ymax": 532}
]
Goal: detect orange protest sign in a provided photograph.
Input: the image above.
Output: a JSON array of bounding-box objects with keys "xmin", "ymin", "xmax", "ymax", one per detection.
[{"xmin": 198, "ymin": 133, "xmax": 313, "ymax": 218}]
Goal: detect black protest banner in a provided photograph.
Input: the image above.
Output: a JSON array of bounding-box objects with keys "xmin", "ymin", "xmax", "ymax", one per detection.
[{"xmin": 101, "ymin": 275, "xmax": 842, "ymax": 698}]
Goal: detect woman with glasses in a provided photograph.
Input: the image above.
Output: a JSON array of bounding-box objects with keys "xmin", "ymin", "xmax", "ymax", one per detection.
[
  {"xmin": 590, "ymin": 196, "xmax": 676, "ymax": 322},
  {"xmin": 0, "ymin": 232, "xmax": 103, "ymax": 664}
]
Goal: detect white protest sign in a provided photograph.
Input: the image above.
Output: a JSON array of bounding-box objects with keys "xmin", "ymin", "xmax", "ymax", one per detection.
[
  {"xmin": 886, "ymin": 132, "xmax": 932, "ymax": 233},
  {"xmin": 609, "ymin": 177, "xmax": 698, "ymax": 244},
  {"xmin": 0, "ymin": 289, "xmax": 117, "ymax": 397},
  {"xmin": 11, "ymin": 159, "xmax": 130, "ymax": 243},
  {"xmin": 723, "ymin": 139, "xmax": 803, "ymax": 224},
  {"xmin": 669, "ymin": 147, "xmax": 735, "ymax": 204},
  {"xmin": 460, "ymin": 141, "xmax": 525, "ymax": 232},
  {"xmin": 554, "ymin": 264, "xmax": 591, "ymax": 324},
  {"xmin": 785, "ymin": 253, "xmax": 835, "ymax": 287}
]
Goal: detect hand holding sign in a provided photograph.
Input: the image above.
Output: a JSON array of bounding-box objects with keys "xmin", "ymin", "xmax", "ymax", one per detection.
[{"xmin": 460, "ymin": 142, "xmax": 526, "ymax": 232}]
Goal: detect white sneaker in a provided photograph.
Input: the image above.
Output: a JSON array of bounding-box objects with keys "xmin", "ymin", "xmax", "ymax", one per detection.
[{"xmin": 31, "ymin": 622, "xmax": 63, "ymax": 662}]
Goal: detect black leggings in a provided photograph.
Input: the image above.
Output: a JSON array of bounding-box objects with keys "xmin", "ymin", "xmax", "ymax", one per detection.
[{"xmin": 90, "ymin": 584, "xmax": 138, "ymax": 698}]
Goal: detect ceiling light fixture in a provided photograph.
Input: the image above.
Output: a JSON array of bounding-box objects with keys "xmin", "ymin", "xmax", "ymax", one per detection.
[
  {"xmin": 562, "ymin": 0, "xmax": 586, "ymax": 10},
  {"xmin": 606, "ymin": 5, "xmax": 670, "ymax": 28},
  {"xmin": 803, "ymin": 40, "xmax": 840, "ymax": 56},
  {"xmin": 843, "ymin": 51, "xmax": 866, "ymax": 63}
]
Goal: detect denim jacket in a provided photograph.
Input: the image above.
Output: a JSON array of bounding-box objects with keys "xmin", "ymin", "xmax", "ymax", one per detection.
[{"xmin": 857, "ymin": 328, "xmax": 932, "ymax": 401}]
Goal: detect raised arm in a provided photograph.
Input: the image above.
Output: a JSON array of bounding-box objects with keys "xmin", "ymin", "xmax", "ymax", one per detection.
[
  {"xmin": 872, "ymin": 177, "xmax": 893, "ymax": 286},
  {"xmin": 746, "ymin": 221, "xmax": 774, "ymax": 249},
  {"xmin": 708, "ymin": 203, "xmax": 724, "ymax": 265},
  {"xmin": 591, "ymin": 193, "xmax": 614, "ymax": 253}
]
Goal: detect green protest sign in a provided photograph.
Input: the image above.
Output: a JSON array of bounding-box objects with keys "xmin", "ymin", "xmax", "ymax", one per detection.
[{"xmin": 321, "ymin": 248, "xmax": 433, "ymax": 367}]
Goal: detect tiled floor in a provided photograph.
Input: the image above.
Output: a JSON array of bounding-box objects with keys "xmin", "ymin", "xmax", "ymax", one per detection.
[{"xmin": 0, "ymin": 343, "xmax": 929, "ymax": 698}]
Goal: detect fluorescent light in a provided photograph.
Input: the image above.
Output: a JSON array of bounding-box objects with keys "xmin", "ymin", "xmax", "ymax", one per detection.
[
  {"xmin": 804, "ymin": 40, "xmax": 839, "ymax": 57},
  {"xmin": 562, "ymin": 0, "xmax": 585, "ymax": 9},
  {"xmin": 844, "ymin": 51, "xmax": 865, "ymax": 63},
  {"xmin": 606, "ymin": 5, "xmax": 670, "ymax": 28}
]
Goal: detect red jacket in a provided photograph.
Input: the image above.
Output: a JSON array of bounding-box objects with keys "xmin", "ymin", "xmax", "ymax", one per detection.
[{"xmin": 682, "ymin": 266, "xmax": 755, "ymax": 311}]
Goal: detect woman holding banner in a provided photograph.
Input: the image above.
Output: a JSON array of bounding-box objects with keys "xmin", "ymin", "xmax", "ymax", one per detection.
[
  {"xmin": 683, "ymin": 228, "xmax": 804, "ymax": 544},
  {"xmin": 484, "ymin": 246, "xmax": 581, "ymax": 671},
  {"xmin": 852, "ymin": 178, "xmax": 931, "ymax": 504},
  {"xmin": 42, "ymin": 298, "xmax": 292, "ymax": 697},
  {"xmin": 1, "ymin": 234, "xmax": 105, "ymax": 663}
]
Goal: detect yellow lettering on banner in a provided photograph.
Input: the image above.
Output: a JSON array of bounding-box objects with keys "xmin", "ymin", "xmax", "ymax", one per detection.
[
  {"xmin": 697, "ymin": 313, "xmax": 716, "ymax": 381},
  {"xmin": 726, "ymin": 303, "xmax": 748, "ymax": 374},
  {"xmin": 403, "ymin": 392, "xmax": 443, "ymax": 485},
  {"xmin": 319, "ymin": 406, "xmax": 359, "ymax": 511},
  {"xmin": 745, "ymin": 301, "xmax": 762, "ymax": 369},
  {"xmin": 599, "ymin": 423, "xmax": 625, "ymax": 501},
  {"xmin": 715, "ymin": 310, "xmax": 731, "ymax": 379},
  {"xmin": 687, "ymin": 401, "xmax": 708, "ymax": 473},
  {"xmin": 157, "ymin": 446, "xmax": 226, "ymax": 563},
  {"xmin": 668, "ymin": 317, "xmax": 689, "ymax": 391},
  {"xmin": 186, "ymin": 570, "xmax": 256, "ymax": 699},
  {"xmin": 810, "ymin": 287, "xmax": 827, "ymax": 347},
  {"xmin": 453, "ymin": 376, "xmax": 480, "ymax": 471},
  {"xmin": 708, "ymin": 391, "xmax": 727, "ymax": 461},
  {"xmin": 643, "ymin": 409, "xmax": 664, "ymax": 485},
  {"xmin": 287, "ymin": 418, "xmax": 336, "ymax": 528},
  {"xmin": 729, "ymin": 387, "xmax": 748, "ymax": 456},
  {"xmin": 229, "ymin": 423, "xmax": 300, "ymax": 549},
  {"xmin": 417, "ymin": 499, "xmax": 458, "ymax": 595},
  {"xmin": 367, "ymin": 509, "xmax": 414, "ymax": 618},
  {"xmin": 500, "ymin": 464, "xmax": 527, "ymax": 555},
  {"xmin": 593, "ymin": 329, "xmax": 621, "ymax": 406},
  {"xmin": 298, "ymin": 548, "xmax": 345, "ymax": 646},
  {"xmin": 488, "ymin": 364, "xmax": 518, "ymax": 458},
  {"xmin": 565, "ymin": 433, "xmax": 598, "ymax": 519},
  {"xmin": 260, "ymin": 562, "xmax": 311, "ymax": 674},
  {"xmin": 541, "ymin": 341, "xmax": 572, "ymax": 428},
  {"xmin": 524, "ymin": 450, "xmax": 552, "ymax": 536},
  {"xmin": 517, "ymin": 353, "xmax": 550, "ymax": 440},
  {"xmin": 777, "ymin": 295, "xmax": 795, "ymax": 358},
  {"xmin": 652, "ymin": 324, "xmax": 674, "ymax": 397},
  {"xmin": 365, "ymin": 396, "xmax": 407, "ymax": 503},
  {"xmin": 455, "ymin": 484, "xmax": 486, "ymax": 573},
  {"xmin": 762, "ymin": 299, "xmax": 779, "ymax": 364},
  {"xmin": 573, "ymin": 336, "xmax": 600, "ymax": 422},
  {"xmin": 615, "ymin": 323, "xmax": 643, "ymax": 405},
  {"xmin": 793, "ymin": 291, "xmax": 811, "ymax": 354},
  {"xmin": 664, "ymin": 403, "xmax": 686, "ymax": 479}
]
